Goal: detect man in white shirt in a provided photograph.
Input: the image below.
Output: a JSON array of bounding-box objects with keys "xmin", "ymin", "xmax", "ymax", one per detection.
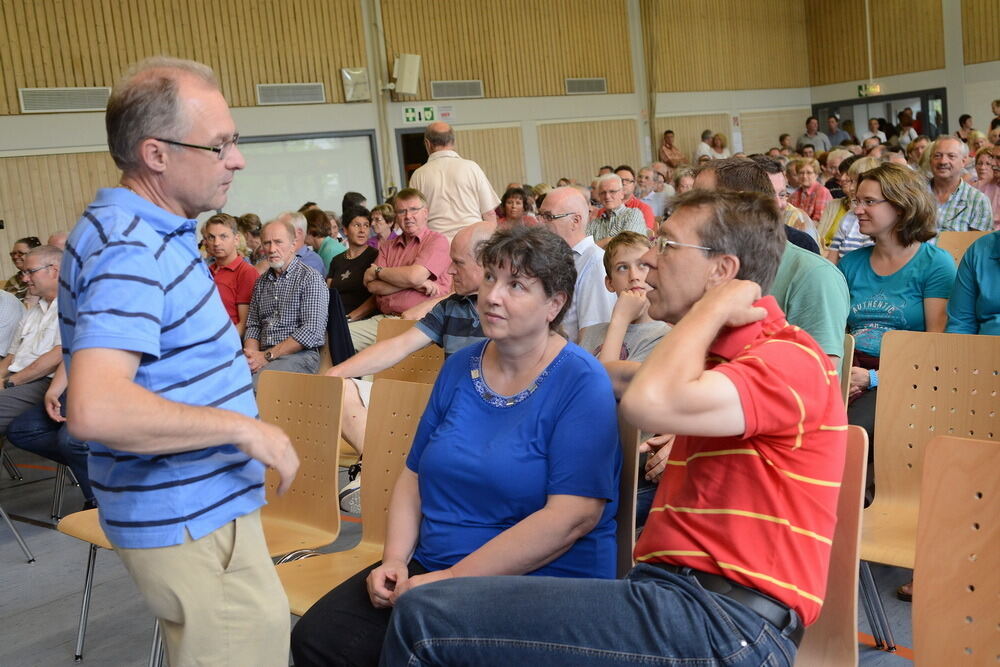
[
  {"xmin": 0, "ymin": 290, "xmax": 23, "ymax": 358},
  {"xmin": 638, "ymin": 166, "xmax": 670, "ymax": 218},
  {"xmin": 538, "ymin": 187, "xmax": 616, "ymax": 343},
  {"xmin": 0, "ymin": 245, "xmax": 63, "ymax": 434},
  {"xmin": 694, "ymin": 130, "xmax": 714, "ymax": 161},
  {"xmin": 409, "ymin": 122, "xmax": 500, "ymax": 239}
]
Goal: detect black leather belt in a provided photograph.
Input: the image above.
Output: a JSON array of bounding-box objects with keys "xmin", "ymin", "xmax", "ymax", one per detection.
[{"xmin": 652, "ymin": 563, "xmax": 805, "ymax": 648}]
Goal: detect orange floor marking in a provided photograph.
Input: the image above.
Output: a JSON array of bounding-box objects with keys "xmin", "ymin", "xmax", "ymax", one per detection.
[{"xmin": 858, "ymin": 632, "xmax": 915, "ymax": 660}]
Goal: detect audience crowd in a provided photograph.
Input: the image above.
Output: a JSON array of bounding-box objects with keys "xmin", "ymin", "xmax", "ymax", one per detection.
[{"xmin": 2, "ymin": 55, "xmax": 998, "ymax": 665}]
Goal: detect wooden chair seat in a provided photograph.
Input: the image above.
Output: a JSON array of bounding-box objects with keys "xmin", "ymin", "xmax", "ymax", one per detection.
[
  {"xmin": 277, "ymin": 543, "xmax": 384, "ymax": 616},
  {"xmin": 57, "ymin": 508, "xmax": 113, "ymax": 550},
  {"xmin": 372, "ymin": 319, "xmax": 443, "ymax": 384},
  {"xmin": 859, "ymin": 500, "xmax": 919, "ymax": 569},
  {"xmin": 261, "ymin": 518, "xmax": 341, "ymax": 559}
]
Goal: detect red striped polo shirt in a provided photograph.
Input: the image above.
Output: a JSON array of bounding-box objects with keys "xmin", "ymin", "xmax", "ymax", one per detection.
[{"xmin": 633, "ymin": 296, "xmax": 847, "ymax": 626}]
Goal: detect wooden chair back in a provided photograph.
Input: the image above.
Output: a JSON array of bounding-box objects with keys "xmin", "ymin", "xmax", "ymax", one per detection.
[
  {"xmin": 936, "ymin": 231, "xmax": 990, "ymax": 266},
  {"xmin": 913, "ymin": 436, "xmax": 998, "ymax": 665},
  {"xmin": 256, "ymin": 371, "xmax": 344, "ymax": 554},
  {"xmin": 863, "ymin": 331, "xmax": 1000, "ymax": 568},
  {"xmin": 373, "ymin": 318, "xmax": 444, "ymax": 384},
  {"xmin": 358, "ymin": 379, "xmax": 435, "ymax": 547},
  {"xmin": 796, "ymin": 426, "xmax": 868, "ymax": 666},
  {"xmin": 615, "ymin": 411, "xmax": 642, "ymax": 579},
  {"xmin": 840, "ymin": 334, "xmax": 855, "ymax": 404}
]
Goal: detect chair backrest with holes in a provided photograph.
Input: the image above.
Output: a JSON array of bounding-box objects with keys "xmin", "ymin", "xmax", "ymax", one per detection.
[
  {"xmin": 936, "ymin": 231, "xmax": 990, "ymax": 266},
  {"xmin": 615, "ymin": 411, "xmax": 641, "ymax": 579},
  {"xmin": 873, "ymin": 331, "xmax": 1000, "ymax": 507},
  {"xmin": 256, "ymin": 371, "xmax": 344, "ymax": 536},
  {"xmin": 841, "ymin": 334, "xmax": 855, "ymax": 404},
  {"xmin": 359, "ymin": 379, "xmax": 434, "ymax": 546},
  {"xmin": 373, "ymin": 318, "xmax": 444, "ymax": 383},
  {"xmin": 913, "ymin": 436, "xmax": 998, "ymax": 665},
  {"xmin": 796, "ymin": 426, "xmax": 868, "ymax": 666}
]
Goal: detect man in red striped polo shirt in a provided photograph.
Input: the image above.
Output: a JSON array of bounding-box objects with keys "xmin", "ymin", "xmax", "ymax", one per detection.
[{"xmin": 381, "ymin": 189, "xmax": 848, "ymax": 666}]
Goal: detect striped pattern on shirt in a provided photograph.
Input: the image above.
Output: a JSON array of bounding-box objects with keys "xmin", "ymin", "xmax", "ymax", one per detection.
[{"xmin": 59, "ymin": 188, "xmax": 264, "ymax": 549}]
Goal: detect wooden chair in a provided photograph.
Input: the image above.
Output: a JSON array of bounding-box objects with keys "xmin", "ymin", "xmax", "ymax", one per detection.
[
  {"xmin": 57, "ymin": 508, "xmax": 114, "ymax": 660},
  {"xmin": 275, "ymin": 379, "xmax": 434, "ymax": 615},
  {"xmin": 256, "ymin": 370, "xmax": 345, "ymax": 560},
  {"xmin": 841, "ymin": 333, "xmax": 855, "ymax": 404},
  {"xmin": 372, "ymin": 318, "xmax": 443, "ymax": 384},
  {"xmin": 859, "ymin": 331, "xmax": 1000, "ymax": 649},
  {"xmin": 615, "ymin": 410, "xmax": 642, "ymax": 579},
  {"xmin": 912, "ymin": 436, "xmax": 998, "ymax": 665},
  {"xmin": 795, "ymin": 426, "xmax": 868, "ymax": 666},
  {"xmin": 936, "ymin": 231, "xmax": 990, "ymax": 266}
]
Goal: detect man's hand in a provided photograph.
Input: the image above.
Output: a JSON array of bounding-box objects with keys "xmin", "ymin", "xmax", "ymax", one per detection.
[
  {"xmin": 235, "ymin": 420, "xmax": 299, "ymax": 495},
  {"xmin": 693, "ymin": 280, "xmax": 767, "ymax": 329},
  {"xmin": 849, "ymin": 366, "xmax": 870, "ymax": 399},
  {"xmin": 416, "ymin": 279, "xmax": 439, "ymax": 297},
  {"xmin": 244, "ymin": 348, "xmax": 268, "ymax": 373},
  {"xmin": 389, "ymin": 568, "xmax": 454, "ymax": 605},
  {"xmin": 639, "ymin": 433, "xmax": 675, "ymax": 483},
  {"xmin": 44, "ymin": 385, "xmax": 65, "ymax": 423},
  {"xmin": 612, "ymin": 289, "xmax": 649, "ymax": 323},
  {"xmin": 363, "ymin": 265, "xmax": 379, "ymax": 286},
  {"xmin": 366, "ymin": 560, "xmax": 411, "ymax": 608}
]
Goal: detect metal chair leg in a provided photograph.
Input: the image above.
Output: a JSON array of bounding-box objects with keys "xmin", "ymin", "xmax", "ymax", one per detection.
[
  {"xmin": 858, "ymin": 564, "xmax": 885, "ymax": 649},
  {"xmin": 1, "ymin": 447, "xmax": 22, "ymax": 480},
  {"xmin": 74, "ymin": 544, "xmax": 99, "ymax": 661},
  {"xmin": 51, "ymin": 464, "xmax": 67, "ymax": 520},
  {"xmin": 0, "ymin": 502, "xmax": 34, "ymax": 563},
  {"xmin": 859, "ymin": 561, "xmax": 896, "ymax": 652},
  {"xmin": 148, "ymin": 619, "xmax": 164, "ymax": 667}
]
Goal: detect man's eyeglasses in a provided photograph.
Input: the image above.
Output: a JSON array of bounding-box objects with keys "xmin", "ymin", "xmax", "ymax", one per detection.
[
  {"xmin": 155, "ymin": 133, "xmax": 240, "ymax": 160},
  {"xmin": 395, "ymin": 205, "xmax": 425, "ymax": 216},
  {"xmin": 21, "ymin": 264, "xmax": 53, "ymax": 277},
  {"xmin": 850, "ymin": 198, "xmax": 888, "ymax": 208},
  {"xmin": 654, "ymin": 237, "xmax": 714, "ymax": 254},
  {"xmin": 537, "ymin": 211, "xmax": 575, "ymax": 223}
]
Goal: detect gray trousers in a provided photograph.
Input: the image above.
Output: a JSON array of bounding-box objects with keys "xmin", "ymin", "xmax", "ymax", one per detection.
[
  {"xmin": 0, "ymin": 377, "xmax": 51, "ymax": 436},
  {"xmin": 251, "ymin": 349, "xmax": 320, "ymax": 390}
]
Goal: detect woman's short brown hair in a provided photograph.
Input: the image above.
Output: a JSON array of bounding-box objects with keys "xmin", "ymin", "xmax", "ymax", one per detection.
[
  {"xmin": 304, "ymin": 208, "xmax": 331, "ymax": 239},
  {"xmin": 856, "ymin": 163, "xmax": 937, "ymax": 245}
]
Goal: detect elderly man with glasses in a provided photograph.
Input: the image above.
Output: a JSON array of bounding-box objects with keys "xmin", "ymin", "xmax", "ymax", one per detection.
[
  {"xmin": 0, "ymin": 245, "xmax": 63, "ymax": 437},
  {"xmin": 347, "ymin": 187, "xmax": 452, "ymax": 352},
  {"xmin": 588, "ymin": 174, "xmax": 648, "ymax": 248}
]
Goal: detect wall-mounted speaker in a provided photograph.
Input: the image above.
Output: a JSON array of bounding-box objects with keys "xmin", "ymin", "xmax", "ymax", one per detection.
[{"xmin": 392, "ymin": 54, "xmax": 421, "ymax": 96}]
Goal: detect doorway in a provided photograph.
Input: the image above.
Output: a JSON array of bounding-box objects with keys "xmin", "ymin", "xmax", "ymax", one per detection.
[
  {"xmin": 395, "ymin": 128, "xmax": 428, "ymax": 186},
  {"xmin": 813, "ymin": 87, "xmax": 947, "ymax": 144}
]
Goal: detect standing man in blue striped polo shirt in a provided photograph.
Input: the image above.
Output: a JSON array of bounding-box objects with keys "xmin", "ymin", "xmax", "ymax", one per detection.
[{"xmin": 60, "ymin": 57, "xmax": 299, "ymax": 665}]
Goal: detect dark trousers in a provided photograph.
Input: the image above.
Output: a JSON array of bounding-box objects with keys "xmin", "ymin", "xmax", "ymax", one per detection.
[
  {"xmin": 291, "ymin": 559, "xmax": 430, "ymax": 667},
  {"xmin": 6, "ymin": 402, "xmax": 94, "ymax": 502},
  {"xmin": 848, "ymin": 387, "xmax": 877, "ymax": 504}
]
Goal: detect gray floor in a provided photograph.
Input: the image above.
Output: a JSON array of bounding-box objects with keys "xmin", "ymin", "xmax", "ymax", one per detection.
[{"xmin": 1, "ymin": 449, "xmax": 914, "ymax": 666}]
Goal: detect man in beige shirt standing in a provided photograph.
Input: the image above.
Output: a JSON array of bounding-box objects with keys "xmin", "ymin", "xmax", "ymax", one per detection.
[{"xmin": 409, "ymin": 122, "xmax": 499, "ymax": 239}]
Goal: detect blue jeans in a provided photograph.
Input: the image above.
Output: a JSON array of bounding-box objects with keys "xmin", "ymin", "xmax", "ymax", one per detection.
[
  {"xmin": 380, "ymin": 564, "xmax": 798, "ymax": 666},
  {"xmin": 6, "ymin": 402, "xmax": 94, "ymax": 502}
]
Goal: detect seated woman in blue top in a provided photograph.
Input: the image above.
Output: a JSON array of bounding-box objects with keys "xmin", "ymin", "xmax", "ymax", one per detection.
[
  {"xmin": 291, "ymin": 225, "xmax": 621, "ymax": 667},
  {"xmin": 838, "ymin": 163, "xmax": 956, "ymax": 451},
  {"xmin": 946, "ymin": 231, "xmax": 1000, "ymax": 335}
]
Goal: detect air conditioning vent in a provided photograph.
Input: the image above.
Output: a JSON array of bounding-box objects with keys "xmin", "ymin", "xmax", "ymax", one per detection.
[
  {"xmin": 255, "ymin": 83, "xmax": 326, "ymax": 105},
  {"xmin": 430, "ymin": 80, "xmax": 484, "ymax": 100},
  {"xmin": 565, "ymin": 78, "xmax": 607, "ymax": 95},
  {"xmin": 19, "ymin": 87, "xmax": 111, "ymax": 113}
]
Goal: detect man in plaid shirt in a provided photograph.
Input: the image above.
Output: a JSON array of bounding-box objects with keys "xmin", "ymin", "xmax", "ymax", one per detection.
[{"xmin": 243, "ymin": 218, "xmax": 329, "ymax": 388}]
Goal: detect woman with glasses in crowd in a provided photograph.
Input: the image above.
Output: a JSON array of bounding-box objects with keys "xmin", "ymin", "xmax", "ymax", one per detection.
[
  {"xmin": 4, "ymin": 236, "xmax": 42, "ymax": 303},
  {"xmin": 368, "ymin": 203, "xmax": 398, "ymax": 250},
  {"xmin": 291, "ymin": 225, "xmax": 621, "ymax": 667}
]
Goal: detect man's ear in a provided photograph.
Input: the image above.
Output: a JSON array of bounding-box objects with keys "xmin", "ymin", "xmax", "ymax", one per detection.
[
  {"xmin": 706, "ymin": 253, "xmax": 740, "ymax": 288},
  {"xmin": 137, "ymin": 138, "xmax": 169, "ymax": 174}
]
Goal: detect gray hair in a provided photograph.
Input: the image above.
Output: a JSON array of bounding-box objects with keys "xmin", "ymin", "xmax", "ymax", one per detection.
[
  {"xmin": 26, "ymin": 244, "xmax": 64, "ymax": 266},
  {"xmin": 261, "ymin": 219, "xmax": 296, "ymax": 242},
  {"xmin": 106, "ymin": 57, "xmax": 219, "ymax": 172},
  {"xmin": 275, "ymin": 211, "xmax": 307, "ymax": 234},
  {"xmin": 929, "ymin": 135, "xmax": 969, "ymax": 160},
  {"xmin": 596, "ymin": 173, "xmax": 623, "ymax": 189}
]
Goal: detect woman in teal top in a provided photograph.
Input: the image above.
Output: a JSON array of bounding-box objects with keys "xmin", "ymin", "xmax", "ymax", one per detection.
[
  {"xmin": 304, "ymin": 208, "xmax": 346, "ymax": 273},
  {"xmin": 947, "ymin": 231, "xmax": 1000, "ymax": 335}
]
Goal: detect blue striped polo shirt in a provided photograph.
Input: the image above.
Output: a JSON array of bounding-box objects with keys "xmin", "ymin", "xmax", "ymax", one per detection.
[{"xmin": 60, "ymin": 187, "xmax": 265, "ymax": 549}]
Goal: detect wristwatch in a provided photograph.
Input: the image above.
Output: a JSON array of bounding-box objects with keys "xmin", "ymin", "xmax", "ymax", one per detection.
[
  {"xmin": 264, "ymin": 350, "xmax": 274, "ymax": 362},
  {"xmin": 374, "ymin": 265, "xmax": 383, "ymax": 275},
  {"xmin": 3, "ymin": 379, "xmax": 13, "ymax": 389}
]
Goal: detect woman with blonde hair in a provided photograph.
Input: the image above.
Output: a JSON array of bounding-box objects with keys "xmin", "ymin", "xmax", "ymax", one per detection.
[
  {"xmin": 788, "ymin": 157, "xmax": 832, "ymax": 222},
  {"xmin": 822, "ymin": 156, "xmax": 880, "ymax": 263},
  {"xmin": 708, "ymin": 133, "xmax": 730, "ymax": 160}
]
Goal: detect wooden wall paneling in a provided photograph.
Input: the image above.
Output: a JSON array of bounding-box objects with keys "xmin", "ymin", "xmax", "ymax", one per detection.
[
  {"xmin": 740, "ymin": 107, "xmax": 812, "ymax": 155},
  {"xmin": 804, "ymin": 0, "xmax": 866, "ymax": 86},
  {"xmin": 961, "ymin": 0, "xmax": 1000, "ymax": 65},
  {"xmin": 452, "ymin": 126, "xmax": 525, "ymax": 195},
  {"xmin": 0, "ymin": 152, "xmax": 122, "ymax": 276},
  {"xmin": 538, "ymin": 119, "xmax": 641, "ymax": 186},
  {"xmin": 651, "ymin": 113, "xmax": 729, "ymax": 165},
  {"xmin": 380, "ymin": 0, "xmax": 633, "ymax": 100}
]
